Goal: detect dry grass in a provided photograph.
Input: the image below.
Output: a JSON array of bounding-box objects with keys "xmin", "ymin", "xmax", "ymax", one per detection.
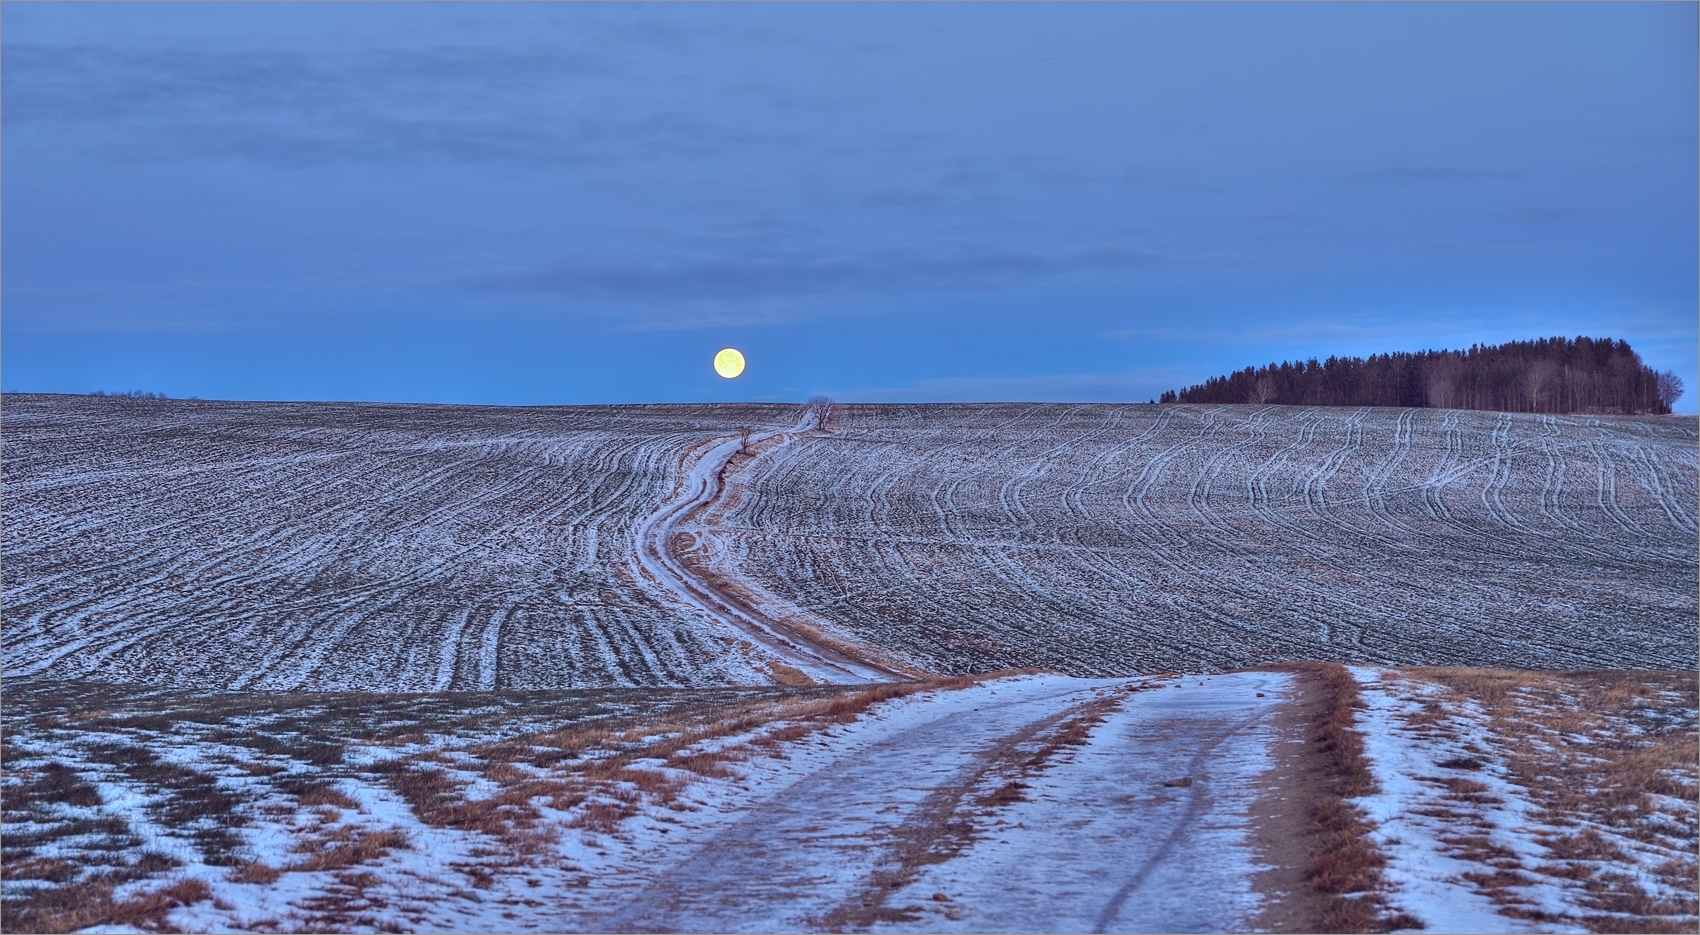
[
  {"xmin": 6, "ymin": 762, "xmax": 103, "ymax": 810},
  {"xmin": 2, "ymin": 669, "xmax": 1003, "ymax": 928},
  {"xmin": 1, "ymin": 873, "xmax": 214, "ymax": 935},
  {"xmin": 274, "ymin": 776, "xmax": 359, "ymax": 810},
  {"xmin": 228, "ymin": 861, "xmax": 283, "ymax": 885},
  {"xmin": 289, "ymin": 826, "xmax": 410, "ymax": 873},
  {"xmin": 1394, "ymin": 667, "xmax": 1698, "ymax": 933},
  {"xmin": 980, "ymin": 780, "xmax": 1030, "ymax": 806},
  {"xmin": 1275, "ymin": 663, "xmax": 1423, "ymax": 934},
  {"xmin": 0, "ymin": 743, "xmax": 206, "ymax": 932},
  {"xmin": 379, "ymin": 675, "xmax": 988, "ymax": 848}
]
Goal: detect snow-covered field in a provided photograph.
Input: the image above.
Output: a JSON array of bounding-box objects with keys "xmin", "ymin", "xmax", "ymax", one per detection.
[
  {"xmin": 4, "ymin": 396, "xmax": 1695, "ymax": 690},
  {"xmin": 3, "ymin": 395, "xmax": 1694, "ymax": 932},
  {"xmin": 4, "ymin": 396, "xmax": 819, "ymax": 690},
  {"xmin": 720, "ymin": 403, "xmax": 1697, "ymax": 675}
]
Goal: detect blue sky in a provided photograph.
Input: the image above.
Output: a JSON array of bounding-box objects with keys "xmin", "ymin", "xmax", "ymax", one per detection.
[{"xmin": 5, "ymin": 2, "xmax": 1696, "ymax": 410}]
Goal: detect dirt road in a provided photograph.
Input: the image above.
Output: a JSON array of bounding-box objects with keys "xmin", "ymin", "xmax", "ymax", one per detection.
[{"xmin": 570, "ymin": 671, "xmax": 1298, "ymax": 933}]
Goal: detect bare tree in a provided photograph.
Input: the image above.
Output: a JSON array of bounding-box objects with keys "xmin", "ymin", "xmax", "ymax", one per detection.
[
  {"xmin": 1425, "ymin": 377, "xmax": 1454, "ymax": 409},
  {"xmin": 737, "ymin": 426, "xmax": 753, "ymax": 454},
  {"xmin": 806, "ymin": 394, "xmax": 835, "ymax": 430},
  {"xmin": 1524, "ymin": 359, "xmax": 1556, "ymax": 412},
  {"xmin": 1247, "ymin": 375, "xmax": 1276, "ymax": 405},
  {"xmin": 1425, "ymin": 357, "xmax": 1461, "ymax": 409},
  {"xmin": 1657, "ymin": 370, "xmax": 1685, "ymax": 412}
]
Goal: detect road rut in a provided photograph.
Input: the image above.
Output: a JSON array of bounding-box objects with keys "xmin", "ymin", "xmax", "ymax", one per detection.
[{"xmin": 571, "ymin": 671, "xmax": 1297, "ymax": 933}]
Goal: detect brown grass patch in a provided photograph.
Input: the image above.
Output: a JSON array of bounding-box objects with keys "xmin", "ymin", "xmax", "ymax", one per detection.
[
  {"xmin": 764, "ymin": 660, "xmax": 817, "ymax": 686},
  {"xmin": 2, "ymin": 879, "xmax": 122, "ymax": 935},
  {"xmin": 229, "ymin": 861, "xmax": 283, "ymax": 885},
  {"xmin": 7, "ymin": 762, "xmax": 104, "ymax": 810},
  {"xmin": 667, "ymin": 750, "xmax": 737, "ymax": 778},
  {"xmin": 980, "ymin": 781, "xmax": 1029, "ymax": 806},
  {"xmin": 111, "ymin": 878, "xmax": 213, "ymax": 924},
  {"xmin": 290, "ymin": 826, "xmax": 409, "ymax": 872},
  {"xmin": 1542, "ymin": 828, "xmax": 1628, "ymax": 863},
  {"xmin": 1, "ymin": 874, "xmax": 213, "ymax": 935},
  {"xmin": 568, "ymin": 799, "xmax": 640, "ymax": 834},
  {"xmin": 275, "ymin": 776, "xmax": 358, "ymax": 810},
  {"xmin": 1275, "ymin": 663, "xmax": 1421, "ymax": 933}
]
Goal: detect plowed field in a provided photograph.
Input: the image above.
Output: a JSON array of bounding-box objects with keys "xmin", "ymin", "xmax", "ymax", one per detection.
[
  {"xmin": 4, "ymin": 395, "xmax": 1694, "ymax": 689},
  {"xmin": 719, "ymin": 403, "xmax": 1697, "ymax": 674}
]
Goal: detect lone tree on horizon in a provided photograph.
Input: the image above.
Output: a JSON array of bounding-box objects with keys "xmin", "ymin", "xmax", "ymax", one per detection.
[{"xmin": 807, "ymin": 394, "xmax": 835, "ymax": 430}]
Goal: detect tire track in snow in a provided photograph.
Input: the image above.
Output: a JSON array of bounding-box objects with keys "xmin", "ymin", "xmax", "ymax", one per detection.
[
  {"xmin": 4, "ymin": 398, "xmax": 811, "ymax": 690},
  {"xmin": 592, "ymin": 677, "xmax": 1120, "ymax": 934},
  {"xmin": 1091, "ymin": 701, "xmax": 1274, "ymax": 932},
  {"xmin": 717, "ymin": 404, "xmax": 1695, "ymax": 673},
  {"xmin": 631, "ymin": 407, "xmax": 899, "ymax": 683}
]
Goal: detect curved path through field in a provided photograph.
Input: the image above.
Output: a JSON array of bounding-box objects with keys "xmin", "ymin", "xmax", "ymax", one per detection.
[
  {"xmin": 575, "ymin": 671, "xmax": 1295, "ymax": 933},
  {"xmin": 632, "ymin": 406, "xmax": 898, "ymax": 683}
]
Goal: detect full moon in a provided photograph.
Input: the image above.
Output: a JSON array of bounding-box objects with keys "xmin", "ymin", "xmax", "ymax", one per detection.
[{"xmin": 713, "ymin": 347, "xmax": 746, "ymax": 378}]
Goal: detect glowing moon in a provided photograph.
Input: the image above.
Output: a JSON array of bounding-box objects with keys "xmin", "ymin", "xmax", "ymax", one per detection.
[{"xmin": 714, "ymin": 347, "xmax": 746, "ymax": 379}]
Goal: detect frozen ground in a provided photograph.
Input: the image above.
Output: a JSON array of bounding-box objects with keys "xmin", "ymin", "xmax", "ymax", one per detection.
[
  {"xmin": 721, "ymin": 404, "xmax": 1697, "ymax": 675},
  {"xmin": 4, "ymin": 397, "xmax": 815, "ymax": 690},
  {"xmin": 4, "ymin": 673, "xmax": 1313, "ymax": 933},
  {"xmin": 1350, "ymin": 667, "xmax": 1697, "ymax": 934},
  {"xmin": 4, "ymin": 396, "xmax": 1695, "ymax": 690},
  {"xmin": 3, "ymin": 397, "xmax": 1694, "ymax": 931},
  {"xmin": 5, "ymin": 669, "xmax": 1696, "ymax": 933},
  {"xmin": 859, "ymin": 670, "xmax": 1291, "ymax": 934}
]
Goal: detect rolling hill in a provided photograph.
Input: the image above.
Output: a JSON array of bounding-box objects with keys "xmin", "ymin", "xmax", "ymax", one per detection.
[{"xmin": 5, "ymin": 394, "xmax": 1694, "ymax": 690}]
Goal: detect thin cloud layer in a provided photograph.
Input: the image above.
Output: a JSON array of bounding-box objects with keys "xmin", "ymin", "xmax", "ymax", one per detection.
[
  {"xmin": 2, "ymin": 3, "xmax": 1693, "ymax": 406},
  {"xmin": 464, "ymin": 245, "xmax": 1168, "ymax": 306}
]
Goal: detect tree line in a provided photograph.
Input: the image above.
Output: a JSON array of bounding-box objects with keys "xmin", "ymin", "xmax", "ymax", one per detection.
[{"xmin": 1160, "ymin": 336, "xmax": 1683, "ymax": 415}]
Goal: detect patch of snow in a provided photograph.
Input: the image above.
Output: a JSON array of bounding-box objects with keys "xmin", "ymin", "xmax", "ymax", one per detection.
[{"xmin": 1350, "ymin": 667, "xmax": 1588, "ymax": 934}]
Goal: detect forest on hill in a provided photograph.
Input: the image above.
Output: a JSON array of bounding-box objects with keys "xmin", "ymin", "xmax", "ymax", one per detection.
[{"xmin": 1164, "ymin": 336, "xmax": 1684, "ymax": 414}]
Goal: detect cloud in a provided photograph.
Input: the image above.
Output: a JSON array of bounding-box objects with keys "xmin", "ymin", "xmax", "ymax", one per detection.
[
  {"xmin": 1, "ymin": 40, "xmax": 810, "ymax": 167},
  {"xmin": 460, "ymin": 243, "xmax": 1167, "ymax": 306},
  {"xmin": 4, "ymin": 43, "xmax": 600, "ymax": 122}
]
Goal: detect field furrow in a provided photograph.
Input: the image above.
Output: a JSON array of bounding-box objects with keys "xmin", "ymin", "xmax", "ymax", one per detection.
[
  {"xmin": 725, "ymin": 404, "xmax": 1696, "ymax": 675},
  {"xmin": 4, "ymin": 397, "xmax": 1694, "ymax": 688},
  {"xmin": 3, "ymin": 398, "xmax": 817, "ymax": 690}
]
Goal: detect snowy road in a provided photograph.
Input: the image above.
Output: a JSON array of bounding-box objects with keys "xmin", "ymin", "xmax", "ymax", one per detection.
[{"xmin": 573, "ymin": 672, "xmax": 1294, "ymax": 934}]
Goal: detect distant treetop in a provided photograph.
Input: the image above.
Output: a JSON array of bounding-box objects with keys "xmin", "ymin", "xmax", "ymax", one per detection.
[{"xmin": 1162, "ymin": 336, "xmax": 1682, "ymax": 415}]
